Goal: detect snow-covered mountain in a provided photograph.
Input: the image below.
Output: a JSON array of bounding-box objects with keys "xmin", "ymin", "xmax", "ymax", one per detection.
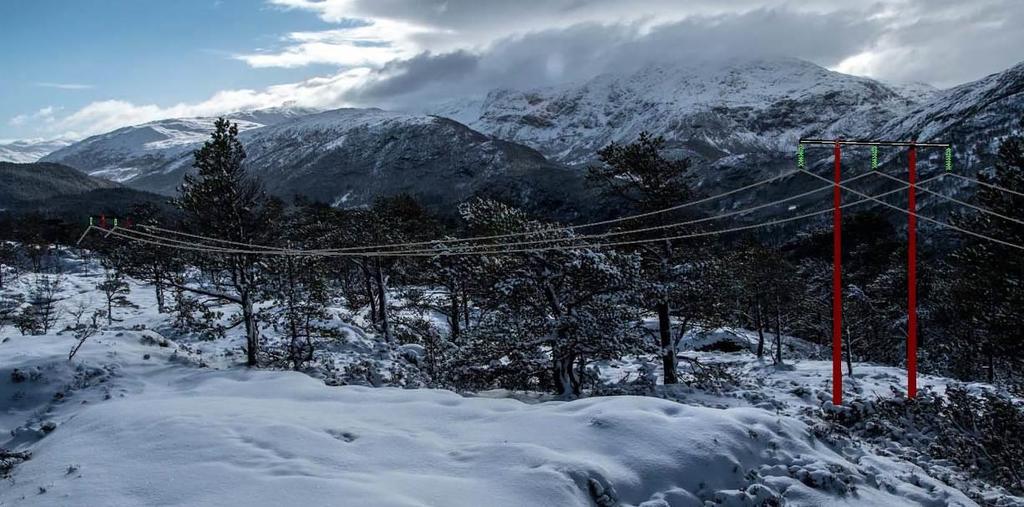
[
  {"xmin": 41, "ymin": 107, "xmax": 317, "ymax": 183},
  {"xmin": 0, "ymin": 161, "xmax": 117, "ymax": 204},
  {"xmin": 125, "ymin": 108, "xmax": 597, "ymax": 219},
  {"xmin": 35, "ymin": 57, "xmax": 1024, "ymax": 223},
  {"xmin": 0, "ymin": 139, "xmax": 73, "ymax": 163},
  {"xmin": 432, "ymin": 57, "xmax": 934, "ymax": 166}
]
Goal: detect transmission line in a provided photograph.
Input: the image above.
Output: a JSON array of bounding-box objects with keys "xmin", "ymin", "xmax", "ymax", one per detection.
[
  {"xmin": 90, "ymin": 185, "xmax": 916, "ymax": 258},
  {"xmin": 873, "ymin": 170, "xmax": 1024, "ymax": 227},
  {"xmin": 95, "ymin": 171, "xmax": 894, "ymax": 256},
  {"xmin": 134, "ymin": 176, "xmax": 870, "ymax": 254},
  {"xmin": 946, "ymin": 172, "xmax": 1024, "ymax": 199},
  {"xmin": 138, "ymin": 168, "xmax": 806, "ymax": 253},
  {"xmin": 801, "ymin": 170, "xmax": 1024, "ymax": 251}
]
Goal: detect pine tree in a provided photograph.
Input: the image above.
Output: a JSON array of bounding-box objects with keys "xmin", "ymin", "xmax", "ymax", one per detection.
[
  {"xmin": 174, "ymin": 118, "xmax": 276, "ymax": 366},
  {"xmin": 456, "ymin": 199, "xmax": 645, "ymax": 397},
  {"xmin": 587, "ymin": 132, "xmax": 703, "ymax": 384},
  {"xmin": 0, "ymin": 241, "xmax": 19, "ymax": 289},
  {"xmin": 947, "ymin": 125, "xmax": 1024, "ymax": 381},
  {"xmin": 114, "ymin": 203, "xmax": 179, "ymax": 313},
  {"xmin": 16, "ymin": 273, "xmax": 64, "ymax": 335},
  {"xmin": 97, "ymin": 268, "xmax": 130, "ymax": 326},
  {"xmin": 259, "ymin": 204, "xmax": 332, "ymax": 370}
]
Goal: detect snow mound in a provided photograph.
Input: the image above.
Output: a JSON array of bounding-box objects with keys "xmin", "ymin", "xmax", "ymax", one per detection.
[{"xmin": 1, "ymin": 335, "xmax": 975, "ymax": 506}]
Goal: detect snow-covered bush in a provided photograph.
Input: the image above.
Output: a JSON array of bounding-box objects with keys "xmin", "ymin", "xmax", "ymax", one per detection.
[{"xmin": 828, "ymin": 385, "xmax": 1024, "ymax": 495}]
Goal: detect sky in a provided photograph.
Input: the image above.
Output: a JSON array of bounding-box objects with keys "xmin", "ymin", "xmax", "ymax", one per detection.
[{"xmin": 2, "ymin": 0, "xmax": 1023, "ymax": 141}]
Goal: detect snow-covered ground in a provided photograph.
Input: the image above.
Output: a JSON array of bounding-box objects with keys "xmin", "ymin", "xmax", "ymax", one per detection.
[{"xmin": 0, "ymin": 266, "xmax": 1014, "ymax": 506}]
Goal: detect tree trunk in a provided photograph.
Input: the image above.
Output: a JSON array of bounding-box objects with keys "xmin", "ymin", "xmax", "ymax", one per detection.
[
  {"xmin": 241, "ymin": 291, "xmax": 258, "ymax": 367},
  {"xmin": 553, "ymin": 348, "xmax": 578, "ymax": 398},
  {"xmin": 374, "ymin": 258, "xmax": 391, "ymax": 342},
  {"xmin": 154, "ymin": 272, "xmax": 165, "ymax": 314},
  {"xmin": 844, "ymin": 325, "xmax": 853, "ymax": 376},
  {"xmin": 774, "ymin": 301, "xmax": 783, "ymax": 365},
  {"xmin": 462, "ymin": 287, "xmax": 471, "ymax": 329},
  {"xmin": 754, "ymin": 301, "xmax": 765, "ymax": 358},
  {"xmin": 657, "ymin": 301, "xmax": 678, "ymax": 384},
  {"xmin": 361, "ymin": 264, "xmax": 377, "ymax": 323},
  {"xmin": 448, "ymin": 289, "xmax": 460, "ymax": 339}
]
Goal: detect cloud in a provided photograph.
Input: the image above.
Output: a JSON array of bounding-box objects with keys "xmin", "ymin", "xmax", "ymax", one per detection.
[
  {"xmin": 35, "ymin": 82, "xmax": 94, "ymax": 90},
  {"xmin": 344, "ymin": 8, "xmax": 884, "ymax": 107},
  {"xmin": 19, "ymin": 69, "xmax": 370, "ymax": 138},
  {"xmin": 9, "ymin": 106, "xmax": 61, "ymax": 127},
  {"xmin": 829, "ymin": 0, "xmax": 1024, "ymax": 87},
  {"xmin": 14, "ymin": 0, "xmax": 1024, "ymax": 140},
  {"xmin": 234, "ymin": 18, "xmax": 441, "ymax": 68}
]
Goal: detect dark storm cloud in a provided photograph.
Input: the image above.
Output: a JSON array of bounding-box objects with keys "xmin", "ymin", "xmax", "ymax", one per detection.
[
  {"xmin": 344, "ymin": 7, "xmax": 885, "ymax": 107},
  {"xmin": 349, "ymin": 51, "xmax": 479, "ymax": 101}
]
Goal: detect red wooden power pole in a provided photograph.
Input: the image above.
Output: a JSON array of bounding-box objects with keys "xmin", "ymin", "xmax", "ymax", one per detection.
[
  {"xmin": 799, "ymin": 138, "xmax": 949, "ymax": 404},
  {"xmin": 907, "ymin": 145, "xmax": 918, "ymax": 398},
  {"xmin": 832, "ymin": 141, "xmax": 843, "ymax": 405}
]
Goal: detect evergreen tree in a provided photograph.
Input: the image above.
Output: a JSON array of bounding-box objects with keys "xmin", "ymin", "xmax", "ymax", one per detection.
[
  {"xmin": 97, "ymin": 267, "xmax": 130, "ymax": 326},
  {"xmin": 174, "ymin": 118, "xmax": 276, "ymax": 366},
  {"xmin": 115, "ymin": 203, "xmax": 180, "ymax": 313},
  {"xmin": 16, "ymin": 273, "xmax": 64, "ymax": 335},
  {"xmin": 587, "ymin": 132, "xmax": 700, "ymax": 384},
  {"xmin": 945, "ymin": 126, "xmax": 1024, "ymax": 381},
  {"xmin": 456, "ymin": 199, "xmax": 645, "ymax": 397},
  {"xmin": 259, "ymin": 204, "xmax": 333, "ymax": 370},
  {"xmin": 0, "ymin": 241, "xmax": 19, "ymax": 289}
]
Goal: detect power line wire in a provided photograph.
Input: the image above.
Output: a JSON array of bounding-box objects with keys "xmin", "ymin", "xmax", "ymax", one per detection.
[
  {"xmin": 801, "ymin": 170, "xmax": 1024, "ymax": 251},
  {"xmin": 134, "ymin": 174, "xmax": 876, "ymax": 255},
  {"xmin": 873, "ymin": 170, "xmax": 1024, "ymax": 227},
  {"xmin": 93, "ymin": 186, "xmax": 910, "ymax": 258},
  {"xmin": 103, "ymin": 172, "xmax": 891, "ymax": 256},
  {"xmin": 140, "ymin": 168, "xmax": 806, "ymax": 253},
  {"xmin": 946, "ymin": 172, "xmax": 1024, "ymax": 199}
]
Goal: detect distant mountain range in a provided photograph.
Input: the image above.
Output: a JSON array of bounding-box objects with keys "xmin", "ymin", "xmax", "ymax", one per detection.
[
  {"xmin": 0, "ymin": 139, "xmax": 73, "ymax": 164},
  {"xmin": 432, "ymin": 57, "xmax": 938, "ymax": 166},
  {"xmin": 0, "ymin": 161, "xmax": 165, "ymax": 217},
  {"xmin": 12, "ymin": 57, "xmax": 1024, "ymax": 222}
]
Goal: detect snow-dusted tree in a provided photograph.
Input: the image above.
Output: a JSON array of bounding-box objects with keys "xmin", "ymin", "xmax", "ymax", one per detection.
[
  {"xmin": 259, "ymin": 206, "xmax": 332, "ymax": 371},
  {"xmin": 458, "ymin": 199, "xmax": 645, "ymax": 397},
  {"xmin": 16, "ymin": 273, "xmax": 64, "ymax": 335},
  {"xmin": 174, "ymin": 118, "xmax": 278, "ymax": 366},
  {"xmin": 96, "ymin": 268, "xmax": 130, "ymax": 326},
  {"xmin": 422, "ymin": 244, "xmax": 482, "ymax": 340},
  {"xmin": 944, "ymin": 125, "xmax": 1024, "ymax": 382},
  {"xmin": 0, "ymin": 295, "xmax": 17, "ymax": 334},
  {"xmin": 312, "ymin": 195, "xmax": 437, "ymax": 343},
  {"xmin": 0, "ymin": 241, "xmax": 20, "ymax": 289},
  {"xmin": 113, "ymin": 203, "xmax": 180, "ymax": 313},
  {"xmin": 587, "ymin": 132, "xmax": 702, "ymax": 384},
  {"xmin": 729, "ymin": 241, "xmax": 797, "ymax": 363}
]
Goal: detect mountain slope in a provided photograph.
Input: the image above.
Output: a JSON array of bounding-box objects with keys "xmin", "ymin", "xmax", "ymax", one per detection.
[
  {"xmin": 432, "ymin": 57, "xmax": 931, "ymax": 166},
  {"xmin": 0, "ymin": 139, "xmax": 73, "ymax": 164},
  {"xmin": 0, "ymin": 161, "xmax": 117, "ymax": 204},
  {"xmin": 0, "ymin": 161, "xmax": 166, "ymax": 217},
  {"xmin": 128, "ymin": 108, "xmax": 599, "ymax": 219},
  {"xmin": 41, "ymin": 107, "xmax": 317, "ymax": 184}
]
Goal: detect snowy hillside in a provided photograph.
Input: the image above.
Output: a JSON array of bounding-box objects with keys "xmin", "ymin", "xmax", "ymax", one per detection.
[
  {"xmin": 0, "ymin": 139, "xmax": 72, "ymax": 164},
  {"xmin": 0, "ymin": 263, "xmax": 1003, "ymax": 506},
  {"xmin": 41, "ymin": 107, "xmax": 316, "ymax": 184},
  {"xmin": 431, "ymin": 57, "xmax": 927, "ymax": 166},
  {"xmin": 102, "ymin": 108, "xmax": 597, "ymax": 219}
]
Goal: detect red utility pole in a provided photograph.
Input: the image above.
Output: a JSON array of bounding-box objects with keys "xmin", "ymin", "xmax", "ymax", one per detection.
[
  {"xmin": 907, "ymin": 145, "xmax": 918, "ymax": 398},
  {"xmin": 833, "ymin": 141, "xmax": 843, "ymax": 405},
  {"xmin": 798, "ymin": 138, "xmax": 949, "ymax": 404}
]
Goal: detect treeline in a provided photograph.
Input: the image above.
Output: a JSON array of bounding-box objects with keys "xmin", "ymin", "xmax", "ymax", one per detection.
[{"xmin": 4, "ymin": 118, "xmax": 1022, "ymax": 396}]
